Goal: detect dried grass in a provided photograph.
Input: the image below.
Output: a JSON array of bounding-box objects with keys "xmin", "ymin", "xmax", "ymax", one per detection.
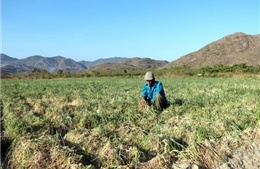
[{"xmin": 7, "ymin": 135, "xmax": 83, "ymax": 169}]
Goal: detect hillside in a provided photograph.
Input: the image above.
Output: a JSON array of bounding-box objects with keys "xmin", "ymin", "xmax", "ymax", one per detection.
[
  {"xmin": 163, "ymin": 32, "xmax": 260, "ymax": 68},
  {"xmin": 79, "ymin": 57, "xmax": 128, "ymax": 67},
  {"xmin": 87, "ymin": 62, "xmax": 138, "ymax": 71},
  {"xmin": 88, "ymin": 57, "xmax": 169, "ymax": 71},
  {"xmin": 120, "ymin": 57, "xmax": 169, "ymax": 69},
  {"xmin": 91, "ymin": 57, "xmax": 129, "ymax": 66}
]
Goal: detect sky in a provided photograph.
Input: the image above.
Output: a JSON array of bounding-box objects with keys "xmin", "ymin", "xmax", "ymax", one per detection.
[{"xmin": 1, "ymin": 0, "xmax": 259, "ymax": 62}]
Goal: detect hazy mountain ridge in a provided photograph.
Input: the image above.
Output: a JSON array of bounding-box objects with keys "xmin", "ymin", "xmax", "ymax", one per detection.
[
  {"xmin": 88, "ymin": 57, "xmax": 169, "ymax": 71},
  {"xmin": 0, "ymin": 55, "xmax": 167, "ymax": 74},
  {"xmin": 87, "ymin": 62, "xmax": 138, "ymax": 71},
  {"xmin": 0, "ymin": 55, "xmax": 88, "ymax": 73},
  {"xmin": 0, "ymin": 54, "xmax": 128, "ymax": 74},
  {"xmin": 0, "ymin": 54, "xmax": 19, "ymax": 67},
  {"xmin": 90, "ymin": 57, "xmax": 129, "ymax": 66},
  {"xmin": 1, "ymin": 32, "xmax": 259, "ymax": 74},
  {"xmin": 119, "ymin": 57, "xmax": 169, "ymax": 69},
  {"xmin": 78, "ymin": 57, "xmax": 128, "ymax": 68}
]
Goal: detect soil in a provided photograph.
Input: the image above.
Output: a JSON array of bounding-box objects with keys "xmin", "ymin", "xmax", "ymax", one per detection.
[{"xmin": 217, "ymin": 141, "xmax": 260, "ymax": 169}]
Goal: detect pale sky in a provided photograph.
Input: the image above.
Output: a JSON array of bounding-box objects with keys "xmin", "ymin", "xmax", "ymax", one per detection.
[{"xmin": 1, "ymin": 0, "xmax": 259, "ymax": 62}]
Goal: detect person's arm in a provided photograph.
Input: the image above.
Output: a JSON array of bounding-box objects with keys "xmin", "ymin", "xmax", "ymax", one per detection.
[{"xmin": 141, "ymin": 84, "xmax": 151, "ymax": 107}]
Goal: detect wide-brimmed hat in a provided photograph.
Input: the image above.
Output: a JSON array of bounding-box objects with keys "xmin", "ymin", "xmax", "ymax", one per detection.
[{"xmin": 144, "ymin": 72, "xmax": 154, "ymax": 80}]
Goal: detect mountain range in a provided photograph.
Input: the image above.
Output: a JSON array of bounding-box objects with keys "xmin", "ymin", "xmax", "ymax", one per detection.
[{"xmin": 1, "ymin": 32, "xmax": 259, "ymax": 74}]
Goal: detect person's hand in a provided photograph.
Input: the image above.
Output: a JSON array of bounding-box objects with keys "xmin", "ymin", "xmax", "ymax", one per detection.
[{"xmin": 141, "ymin": 97, "xmax": 146, "ymax": 108}]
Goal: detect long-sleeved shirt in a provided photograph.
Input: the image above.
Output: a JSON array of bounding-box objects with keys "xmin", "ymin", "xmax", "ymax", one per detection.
[{"xmin": 141, "ymin": 81, "xmax": 167, "ymax": 102}]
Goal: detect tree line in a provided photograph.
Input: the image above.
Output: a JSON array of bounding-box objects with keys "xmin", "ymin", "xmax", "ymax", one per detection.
[{"xmin": 2, "ymin": 63, "xmax": 260, "ymax": 79}]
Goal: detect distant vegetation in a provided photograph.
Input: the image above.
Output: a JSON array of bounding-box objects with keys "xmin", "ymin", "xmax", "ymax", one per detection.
[{"xmin": 2, "ymin": 63, "xmax": 260, "ymax": 79}]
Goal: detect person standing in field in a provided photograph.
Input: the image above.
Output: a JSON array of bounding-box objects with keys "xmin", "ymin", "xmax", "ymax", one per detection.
[{"xmin": 141, "ymin": 72, "xmax": 168, "ymax": 111}]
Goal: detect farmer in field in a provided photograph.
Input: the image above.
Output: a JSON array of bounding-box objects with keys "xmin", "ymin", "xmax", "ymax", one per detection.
[{"xmin": 141, "ymin": 72, "xmax": 168, "ymax": 111}]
